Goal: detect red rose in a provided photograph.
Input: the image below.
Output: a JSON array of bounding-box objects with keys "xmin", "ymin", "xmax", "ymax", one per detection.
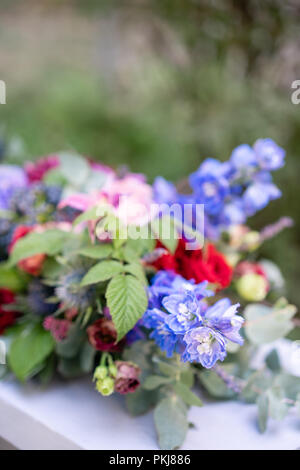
[
  {"xmin": 0, "ymin": 288, "xmax": 18, "ymax": 334},
  {"xmin": 150, "ymin": 239, "xmax": 232, "ymax": 290},
  {"xmin": 87, "ymin": 318, "xmax": 125, "ymax": 352},
  {"xmin": 9, "ymin": 225, "xmax": 46, "ymax": 276}
]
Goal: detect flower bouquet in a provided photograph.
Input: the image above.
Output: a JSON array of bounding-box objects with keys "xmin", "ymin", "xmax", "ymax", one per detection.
[{"xmin": 0, "ymin": 139, "xmax": 299, "ymax": 450}]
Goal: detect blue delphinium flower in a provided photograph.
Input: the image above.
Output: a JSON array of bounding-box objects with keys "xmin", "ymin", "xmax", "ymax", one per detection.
[
  {"xmin": 243, "ymin": 182, "xmax": 281, "ymax": 216},
  {"xmin": 230, "ymin": 144, "xmax": 257, "ymax": 171},
  {"xmin": 142, "ymin": 308, "xmax": 180, "ymax": 357},
  {"xmin": 182, "ymin": 327, "xmax": 227, "ymax": 368},
  {"xmin": 162, "ymin": 292, "xmax": 204, "ymax": 334},
  {"xmin": 0, "ymin": 165, "xmax": 28, "ymax": 210},
  {"xmin": 253, "ymin": 138, "xmax": 285, "ymax": 171},
  {"xmin": 143, "ymin": 273, "xmax": 243, "ymax": 368},
  {"xmin": 189, "ymin": 159, "xmax": 230, "ymax": 216}
]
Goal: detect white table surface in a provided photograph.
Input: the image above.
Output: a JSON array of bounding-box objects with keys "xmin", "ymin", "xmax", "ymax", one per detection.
[
  {"xmin": 0, "ymin": 339, "xmax": 299, "ymax": 450},
  {"xmin": 0, "ymin": 376, "xmax": 300, "ymax": 450}
]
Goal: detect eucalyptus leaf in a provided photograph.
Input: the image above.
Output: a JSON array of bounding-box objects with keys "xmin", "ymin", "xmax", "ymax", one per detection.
[
  {"xmin": 173, "ymin": 382, "xmax": 203, "ymax": 407},
  {"xmin": 154, "ymin": 396, "xmax": 188, "ymax": 450},
  {"xmin": 257, "ymin": 393, "xmax": 269, "ymax": 433},
  {"xmin": 143, "ymin": 375, "xmax": 173, "ymax": 390},
  {"xmin": 126, "ymin": 387, "xmax": 159, "ymax": 416}
]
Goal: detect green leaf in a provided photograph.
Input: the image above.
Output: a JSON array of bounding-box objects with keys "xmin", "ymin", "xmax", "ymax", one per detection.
[
  {"xmin": 9, "ymin": 229, "xmax": 68, "ymax": 266},
  {"xmin": 198, "ymin": 366, "xmax": 238, "ymax": 399},
  {"xmin": 157, "ymin": 360, "xmax": 178, "ymax": 377},
  {"xmin": 0, "ymin": 263, "xmax": 27, "ymax": 291},
  {"xmin": 79, "ymin": 244, "xmax": 113, "ymax": 259},
  {"xmin": 124, "ymin": 262, "xmax": 148, "ymax": 285},
  {"xmin": 56, "ymin": 323, "xmax": 85, "ymax": 359},
  {"xmin": 241, "ymin": 370, "xmax": 273, "ymax": 403},
  {"xmin": 143, "ymin": 375, "xmax": 173, "ymax": 390},
  {"xmin": 244, "ymin": 300, "xmax": 297, "ymax": 345},
  {"xmin": 79, "ymin": 341, "xmax": 96, "ymax": 373},
  {"xmin": 126, "ymin": 387, "xmax": 159, "ymax": 416},
  {"xmin": 151, "ymin": 215, "xmax": 178, "ymax": 253},
  {"xmin": 265, "ymin": 349, "xmax": 281, "ymax": 372},
  {"xmin": 154, "ymin": 396, "xmax": 188, "ymax": 450},
  {"xmin": 8, "ymin": 324, "xmax": 54, "ymax": 382},
  {"xmin": 267, "ymin": 386, "xmax": 289, "ymax": 421},
  {"xmin": 81, "ymin": 260, "xmax": 125, "ymax": 286},
  {"xmin": 257, "ymin": 393, "xmax": 269, "ymax": 433},
  {"xmin": 173, "ymin": 382, "xmax": 203, "ymax": 407},
  {"xmin": 106, "ymin": 274, "xmax": 148, "ymax": 341},
  {"xmin": 59, "ymin": 152, "xmax": 90, "ymax": 186},
  {"xmin": 73, "ymin": 206, "xmax": 99, "ymax": 227}
]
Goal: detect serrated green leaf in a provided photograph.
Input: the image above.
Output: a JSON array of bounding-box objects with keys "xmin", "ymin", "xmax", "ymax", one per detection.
[
  {"xmin": 9, "ymin": 229, "xmax": 69, "ymax": 266},
  {"xmin": 257, "ymin": 393, "xmax": 269, "ymax": 433},
  {"xmin": 143, "ymin": 375, "xmax": 173, "ymax": 390},
  {"xmin": 244, "ymin": 301, "xmax": 297, "ymax": 345},
  {"xmin": 124, "ymin": 262, "xmax": 147, "ymax": 285},
  {"xmin": 106, "ymin": 274, "xmax": 148, "ymax": 341},
  {"xmin": 79, "ymin": 244, "xmax": 113, "ymax": 259},
  {"xmin": 173, "ymin": 382, "xmax": 203, "ymax": 407},
  {"xmin": 81, "ymin": 260, "xmax": 124, "ymax": 286},
  {"xmin": 8, "ymin": 324, "xmax": 55, "ymax": 382},
  {"xmin": 154, "ymin": 396, "xmax": 188, "ymax": 450}
]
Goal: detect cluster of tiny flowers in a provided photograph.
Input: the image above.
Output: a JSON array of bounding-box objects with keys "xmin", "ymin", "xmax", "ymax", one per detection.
[
  {"xmin": 153, "ymin": 138, "xmax": 285, "ymax": 239},
  {"xmin": 142, "ymin": 271, "xmax": 244, "ymax": 368}
]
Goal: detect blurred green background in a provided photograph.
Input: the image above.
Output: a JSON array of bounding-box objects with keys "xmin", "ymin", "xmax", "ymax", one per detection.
[{"xmin": 1, "ymin": 0, "xmax": 300, "ymax": 308}]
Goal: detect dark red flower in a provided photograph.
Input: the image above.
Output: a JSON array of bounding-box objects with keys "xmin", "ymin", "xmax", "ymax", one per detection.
[
  {"xmin": 87, "ymin": 318, "xmax": 125, "ymax": 352},
  {"xmin": 0, "ymin": 288, "xmax": 18, "ymax": 334},
  {"xmin": 151, "ymin": 239, "xmax": 232, "ymax": 290},
  {"xmin": 114, "ymin": 361, "xmax": 141, "ymax": 395},
  {"xmin": 25, "ymin": 155, "xmax": 59, "ymax": 183}
]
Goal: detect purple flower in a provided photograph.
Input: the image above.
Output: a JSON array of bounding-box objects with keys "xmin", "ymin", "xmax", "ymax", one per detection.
[
  {"xmin": 153, "ymin": 176, "xmax": 179, "ymax": 206},
  {"xmin": 0, "ymin": 165, "xmax": 28, "ymax": 210},
  {"xmin": 182, "ymin": 326, "xmax": 227, "ymax": 368},
  {"xmin": 204, "ymin": 299, "xmax": 244, "ymax": 345},
  {"xmin": 254, "ymin": 138, "xmax": 285, "ymax": 171}
]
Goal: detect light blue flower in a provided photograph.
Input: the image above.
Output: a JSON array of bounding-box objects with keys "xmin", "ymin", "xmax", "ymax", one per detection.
[
  {"xmin": 182, "ymin": 326, "xmax": 227, "ymax": 368},
  {"xmin": 243, "ymin": 182, "xmax": 281, "ymax": 216},
  {"xmin": 162, "ymin": 292, "xmax": 204, "ymax": 334},
  {"xmin": 190, "ymin": 171, "xmax": 229, "ymax": 216},
  {"xmin": 230, "ymin": 144, "xmax": 257, "ymax": 170},
  {"xmin": 254, "ymin": 138, "xmax": 285, "ymax": 171},
  {"xmin": 0, "ymin": 165, "xmax": 28, "ymax": 210}
]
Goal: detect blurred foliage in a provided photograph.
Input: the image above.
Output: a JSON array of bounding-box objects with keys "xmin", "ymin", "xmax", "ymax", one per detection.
[{"xmin": 1, "ymin": 0, "xmax": 300, "ymax": 310}]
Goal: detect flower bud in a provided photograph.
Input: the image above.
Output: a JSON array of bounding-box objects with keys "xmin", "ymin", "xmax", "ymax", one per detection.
[
  {"xmin": 236, "ymin": 273, "xmax": 268, "ymax": 302},
  {"xmin": 95, "ymin": 377, "xmax": 115, "ymax": 396},
  {"xmin": 114, "ymin": 361, "xmax": 141, "ymax": 395},
  {"xmin": 93, "ymin": 366, "xmax": 107, "ymax": 381}
]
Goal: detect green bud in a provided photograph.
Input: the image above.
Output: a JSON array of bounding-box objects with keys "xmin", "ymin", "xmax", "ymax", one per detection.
[
  {"xmin": 236, "ymin": 273, "xmax": 268, "ymax": 302},
  {"xmin": 95, "ymin": 377, "xmax": 115, "ymax": 396},
  {"xmin": 109, "ymin": 364, "xmax": 118, "ymax": 378},
  {"xmin": 93, "ymin": 366, "xmax": 107, "ymax": 381}
]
